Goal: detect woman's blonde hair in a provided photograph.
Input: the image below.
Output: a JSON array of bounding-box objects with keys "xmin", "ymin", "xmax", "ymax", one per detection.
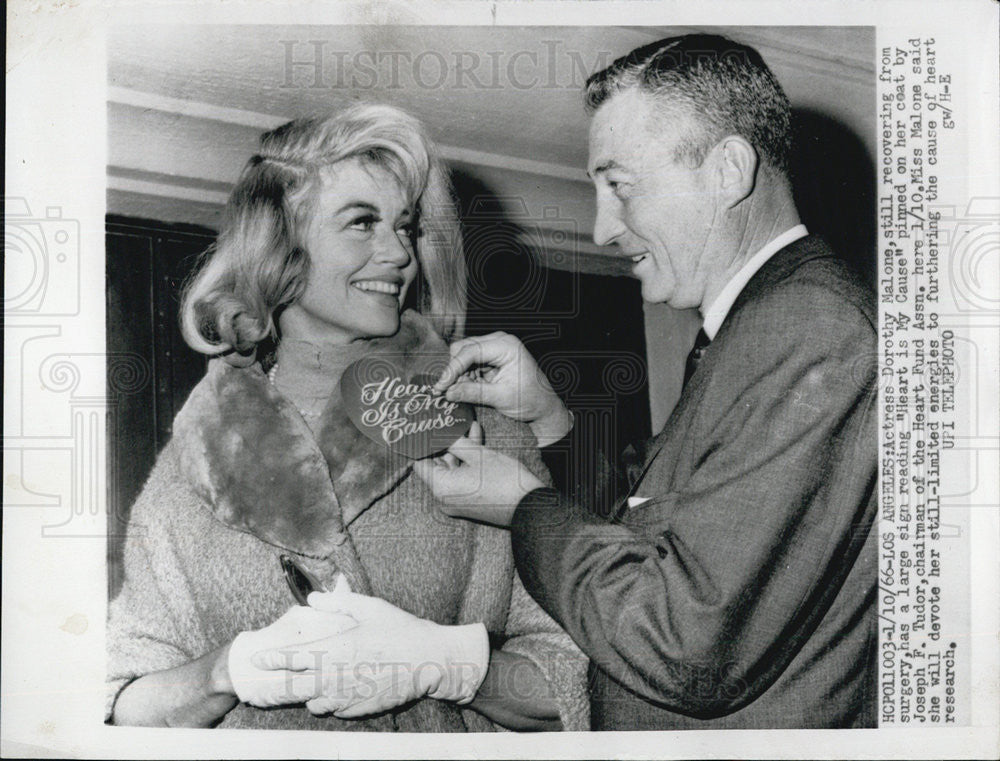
[{"xmin": 179, "ymin": 103, "xmax": 465, "ymax": 360}]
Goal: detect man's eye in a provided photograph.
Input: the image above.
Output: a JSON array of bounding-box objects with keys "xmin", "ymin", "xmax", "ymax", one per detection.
[{"xmin": 607, "ymin": 179, "xmax": 629, "ymax": 196}]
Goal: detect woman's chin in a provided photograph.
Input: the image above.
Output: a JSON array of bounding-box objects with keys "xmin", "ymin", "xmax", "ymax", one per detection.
[{"xmin": 353, "ymin": 313, "xmax": 402, "ymax": 341}]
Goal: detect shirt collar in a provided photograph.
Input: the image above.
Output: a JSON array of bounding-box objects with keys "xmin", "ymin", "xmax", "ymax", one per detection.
[{"xmin": 700, "ymin": 225, "xmax": 809, "ymax": 340}]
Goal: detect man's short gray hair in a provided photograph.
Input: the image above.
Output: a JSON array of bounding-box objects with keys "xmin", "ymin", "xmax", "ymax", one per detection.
[{"xmin": 585, "ymin": 34, "xmax": 793, "ymax": 178}]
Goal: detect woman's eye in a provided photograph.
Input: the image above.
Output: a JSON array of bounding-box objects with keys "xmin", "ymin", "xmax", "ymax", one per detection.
[{"xmin": 348, "ymin": 215, "xmax": 378, "ymax": 232}]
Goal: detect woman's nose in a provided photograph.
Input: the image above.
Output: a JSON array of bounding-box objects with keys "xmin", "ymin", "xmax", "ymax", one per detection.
[{"xmin": 374, "ymin": 229, "xmax": 413, "ymax": 267}]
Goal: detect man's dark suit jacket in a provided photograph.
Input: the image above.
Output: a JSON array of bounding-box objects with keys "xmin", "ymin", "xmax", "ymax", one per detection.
[{"xmin": 512, "ymin": 235, "xmax": 878, "ymax": 729}]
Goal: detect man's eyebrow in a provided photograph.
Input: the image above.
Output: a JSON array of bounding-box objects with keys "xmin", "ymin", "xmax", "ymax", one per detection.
[{"xmin": 587, "ymin": 160, "xmax": 623, "ymax": 179}]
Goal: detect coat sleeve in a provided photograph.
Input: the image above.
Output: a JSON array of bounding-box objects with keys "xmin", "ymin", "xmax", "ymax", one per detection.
[
  {"xmin": 105, "ymin": 448, "xmax": 209, "ymax": 722},
  {"xmin": 511, "ymin": 285, "xmax": 878, "ymax": 718},
  {"xmin": 477, "ymin": 407, "xmax": 590, "ymax": 731}
]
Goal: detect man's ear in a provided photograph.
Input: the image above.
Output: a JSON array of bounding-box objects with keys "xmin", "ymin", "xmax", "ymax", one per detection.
[{"xmin": 716, "ymin": 135, "xmax": 758, "ymax": 208}]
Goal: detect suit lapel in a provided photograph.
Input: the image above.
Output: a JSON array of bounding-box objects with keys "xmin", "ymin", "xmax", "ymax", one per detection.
[
  {"xmin": 627, "ymin": 236, "xmax": 834, "ymax": 500},
  {"xmin": 725, "ymin": 234, "xmax": 834, "ymax": 331}
]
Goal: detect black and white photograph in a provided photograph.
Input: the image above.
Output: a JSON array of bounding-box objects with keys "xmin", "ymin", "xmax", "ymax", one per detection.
[{"xmin": 3, "ymin": 1, "xmax": 998, "ymax": 759}]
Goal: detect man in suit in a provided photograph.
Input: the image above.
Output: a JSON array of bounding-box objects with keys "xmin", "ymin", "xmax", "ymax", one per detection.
[{"xmin": 414, "ymin": 34, "xmax": 878, "ymax": 729}]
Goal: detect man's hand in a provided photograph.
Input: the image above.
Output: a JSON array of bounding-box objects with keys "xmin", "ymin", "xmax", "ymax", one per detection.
[
  {"xmin": 433, "ymin": 332, "xmax": 572, "ymax": 446},
  {"xmin": 413, "ymin": 422, "xmax": 545, "ymax": 528}
]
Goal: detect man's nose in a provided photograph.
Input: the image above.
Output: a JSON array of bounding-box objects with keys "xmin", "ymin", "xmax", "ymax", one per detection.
[{"xmin": 592, "ymin": 198, "xmax": 626, "ymax": 248}]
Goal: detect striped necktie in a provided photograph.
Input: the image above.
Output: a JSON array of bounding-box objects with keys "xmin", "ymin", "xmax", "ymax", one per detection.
[{"xmin": 682, "ymin": 328, "xmax": 711, "ymax": 388}]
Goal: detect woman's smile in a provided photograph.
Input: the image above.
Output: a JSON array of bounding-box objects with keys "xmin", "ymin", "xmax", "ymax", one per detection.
[
  {"xmin": 351, "ymin": 279, "xmax": 402, "ymax": 297},
  {"xmin": 280, "ymin": 158, "xmax": 419, "ymax": 344}
]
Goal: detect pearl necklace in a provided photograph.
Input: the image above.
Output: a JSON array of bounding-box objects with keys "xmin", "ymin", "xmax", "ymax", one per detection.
[{"xmin": 267, "ymin": 363, "xmax": 323, "ymax": 419}]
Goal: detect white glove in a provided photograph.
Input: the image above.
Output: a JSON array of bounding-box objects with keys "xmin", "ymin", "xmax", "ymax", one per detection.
[
  {"xmin": 251, "ymin": 587, "xmax": 490, "ymax": 718},
  {"xmin": 227, "ymin": 603, "xmax": 357, "ymax": 707}
]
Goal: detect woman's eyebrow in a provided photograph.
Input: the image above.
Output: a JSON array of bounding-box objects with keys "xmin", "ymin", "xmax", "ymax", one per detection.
[{"xmin": 333, "ymin": 200, "xmax": 379, "ymax": 215}]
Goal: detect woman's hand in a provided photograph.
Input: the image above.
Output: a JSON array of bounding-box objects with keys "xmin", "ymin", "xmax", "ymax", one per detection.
[
  {"xmin": 111, "ymin": 643, "xmax": 240, "ymax": 727},
  {"xmin": 250, "ymin": 588, "xmax": 489, "ymax": 718},
  {"xmin": 413, "ymin": 422, "xmax": 545, "ymax": 528},
  {"xmin": 226, "ymin": 603, "xmax": 358, "ymax": 708}
]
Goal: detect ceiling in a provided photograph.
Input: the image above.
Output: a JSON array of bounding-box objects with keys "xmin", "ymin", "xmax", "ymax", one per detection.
[{"xmin": 107, "ymin": 24, "xmax": 875, "ymax": 270}]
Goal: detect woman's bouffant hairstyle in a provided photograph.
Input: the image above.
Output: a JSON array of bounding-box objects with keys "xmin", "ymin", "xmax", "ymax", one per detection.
[{"xmin": 179, "ymin": 103, "xmax": 465, "ymax": 361}]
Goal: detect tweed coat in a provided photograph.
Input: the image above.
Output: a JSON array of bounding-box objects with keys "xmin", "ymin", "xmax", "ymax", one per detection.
[
  {"xmin": 107, "ymin": 311, "xmax": 588, "ymax": 732},
  {"xmin": 512, "ymin": 236, "xmax": 878, "ymax": 729}
]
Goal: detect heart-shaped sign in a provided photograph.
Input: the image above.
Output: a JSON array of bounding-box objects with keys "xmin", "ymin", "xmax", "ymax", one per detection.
[{"xmin": 339, "ymin": 355, "xmax": 475, "ymax": 460}]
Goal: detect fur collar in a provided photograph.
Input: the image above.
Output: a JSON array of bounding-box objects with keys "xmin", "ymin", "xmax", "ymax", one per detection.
[{"xmin": 172, "ymin": 311, "xmax": 451, "ymax": 559}]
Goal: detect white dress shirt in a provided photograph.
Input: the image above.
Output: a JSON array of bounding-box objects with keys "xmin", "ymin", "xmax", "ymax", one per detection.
[{"xmin": 700, "ymin": 224, "xmax": 809, "ymax": 340}]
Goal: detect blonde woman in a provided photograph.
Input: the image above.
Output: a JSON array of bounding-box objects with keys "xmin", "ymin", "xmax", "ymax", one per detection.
[{"xmin": 107, "ymin": 104, "xmax": 587, "ymax": 731}]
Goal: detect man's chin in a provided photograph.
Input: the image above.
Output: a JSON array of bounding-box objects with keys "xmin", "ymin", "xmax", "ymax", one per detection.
[{"xmin": 639, "ymin": 281, "xmax": 673, "ymax": 305}]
